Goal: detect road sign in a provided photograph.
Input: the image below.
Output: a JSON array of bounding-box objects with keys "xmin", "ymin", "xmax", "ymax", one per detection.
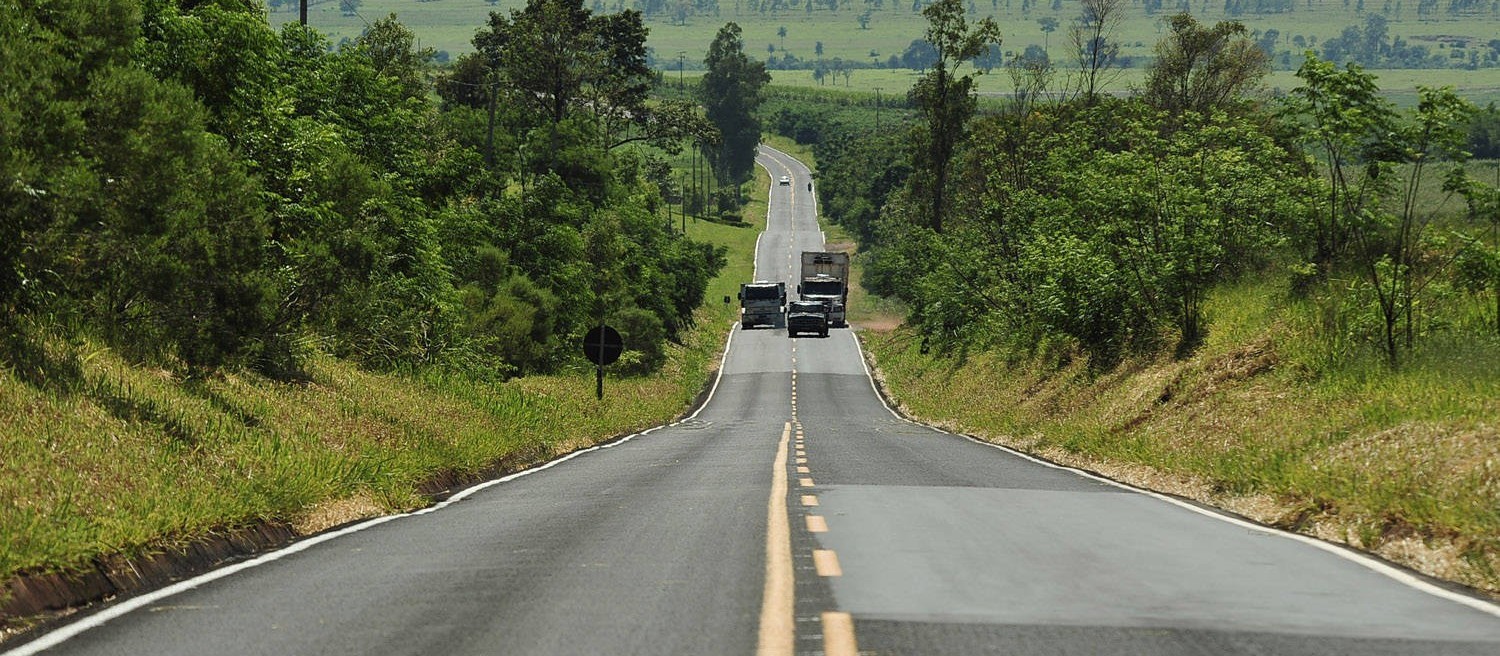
[{"xmin": 582, "ymin": 325, "xmax": 624, "ymax": 366}]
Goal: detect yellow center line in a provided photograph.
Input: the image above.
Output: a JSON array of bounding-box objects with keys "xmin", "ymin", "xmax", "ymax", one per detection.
[
  {"xmin": 800, "ymin": 477, "xmax": 815, "ymax": 488},
  {"xmin": 806, "ymin": 515, "xmax": 828, "ymax": 533},
  {"xmin": 795, "ymin": 457, "xmax": 807, "ymax": 464},
  {"xmin": 813, "ymin": 550, "xmax": 842, "ymax": 577},
  {"xmin": 822, "ymin": 612, "xmax": 859, "ymax": 656},
  {"xmin": 800, "ymin": 494, "xmax": 818, "ymax": 507},
  {"xmin": 796, "ymin": 466, "xmax": 810, "ymax": 474},
  {"xmin": 756, "ymin": 423, "xmax": 795, "ymax": 656}
]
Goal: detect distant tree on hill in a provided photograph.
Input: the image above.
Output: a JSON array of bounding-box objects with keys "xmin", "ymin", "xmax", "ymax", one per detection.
[{"xmin": 699, "ymin": 23, "xmax": 771, "ymax": 190}]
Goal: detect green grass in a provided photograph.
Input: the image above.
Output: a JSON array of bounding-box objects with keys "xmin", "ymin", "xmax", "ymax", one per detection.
[
  {"xmin": 270, "ymin": 0, "xmax": 1500, "ymax": 104},
  {"xmin": 0, "ymin": 176, "xmax": 768, "ymax": 588}
]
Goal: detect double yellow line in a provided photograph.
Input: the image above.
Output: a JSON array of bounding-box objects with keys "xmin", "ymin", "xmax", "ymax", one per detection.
[{"xmin": 757, "ymin": 421, "xmax": 857, "ymax": 656}]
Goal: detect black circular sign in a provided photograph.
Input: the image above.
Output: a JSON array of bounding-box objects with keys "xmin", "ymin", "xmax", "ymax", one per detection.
[{"xmin": 582, "ymin": 325, "xmax": 624, "ymax": 366}]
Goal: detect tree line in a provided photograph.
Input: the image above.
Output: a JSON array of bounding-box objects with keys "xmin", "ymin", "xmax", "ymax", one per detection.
[
  {"xmin": 0, "ymin": 0, "xmax": 780, "ymax": 381},
  {"xmin": 783, "ymin": 0, "xmax": 1500, "ymax": 368}
]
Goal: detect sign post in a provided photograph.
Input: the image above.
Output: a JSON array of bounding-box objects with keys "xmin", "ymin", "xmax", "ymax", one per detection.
[{"xmin": 581, "ymin": 325, "xmax": 623, "ymax": 400}]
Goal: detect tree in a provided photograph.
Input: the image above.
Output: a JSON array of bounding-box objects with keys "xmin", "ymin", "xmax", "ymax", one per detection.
[
  {"xmin": 907, "ymin": 0, "xmax": 1001, "ymax": 233},
  {"xmin": 1283, "ymin": 55, "xmax": 1394, "ymax": 268},
  {"xmin": 699, "ymin": 23, "xmax": 771, "ymax": 190},
  {"xmin": 1286, "ymin": 57, "xmax": 1477, "ymax": 367},
  {"xmin": 475, "ymin": 0, "xmax": 688, "ymax": 177},
  {"xmin": 778, "ymin": 25, "xmax": 787, "ymax": 50},
  {"xmin": 1143, "ymin": 13, "xmax": 1269, "ymax": 118},
  {"xmin": 1069, "ymin": 0, "xmax": 1125, "ymax": 103},
  {"xmin": 1351, "ymin": 87, "xmax": 1475, "ymax": 367},
  {"xmin": 1038, "ymin": 16, "xmax": 1058, "ymax": 54},
  {"xmin": 1452, "ymin": 174, "xmax": 1500, "ymax": 335}
]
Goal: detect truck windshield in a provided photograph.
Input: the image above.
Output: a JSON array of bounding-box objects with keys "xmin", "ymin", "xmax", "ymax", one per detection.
[
  {"xmin": 743, "ymin": 286, "xmax": 781, "ymax": 300},
  {"xmin": 802, "ymin": 281, "xmax": 842, "ymax": 296}
]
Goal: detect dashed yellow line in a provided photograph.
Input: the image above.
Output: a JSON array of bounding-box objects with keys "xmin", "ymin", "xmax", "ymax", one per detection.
[
  {"xmin": 822, "ymin": 612, "xmax": 859, "ymax": 656},
  {"xmin": 800, "ymin": 477, "xmax": 815, "ymax": 488},
  {"xmin": 801, "ymin": 495, "xmax": 818, "ymax": 507},
  {"xmin": 806, "ymin": 516, "xmax": 828, "ymax": 533},
  {"xmin": 813, "ymin": 550, "xmax": 842, "ymax": 577}
]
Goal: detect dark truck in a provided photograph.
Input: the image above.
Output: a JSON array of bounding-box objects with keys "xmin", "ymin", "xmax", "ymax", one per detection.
[{"xmin": 785, "ymin": 300, "xmax": 829, "ymax": 338}]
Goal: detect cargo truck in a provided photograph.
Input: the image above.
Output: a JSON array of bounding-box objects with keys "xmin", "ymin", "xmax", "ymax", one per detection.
[
  {"xmin": 798, "ymin": 251, "xmax": 849, "ymax": 327},
  {"xmin": 738, "ymin": 281, "xmax": 786, "ymax": 329}
]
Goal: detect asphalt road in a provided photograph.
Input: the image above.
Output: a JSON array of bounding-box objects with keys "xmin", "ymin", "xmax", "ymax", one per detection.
[{"xmin": 9, "ymin": 147, "xmax": 1500, "ymax": 656}]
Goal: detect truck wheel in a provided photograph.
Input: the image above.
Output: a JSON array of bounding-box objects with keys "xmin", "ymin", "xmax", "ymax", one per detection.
[
  {"xmin": 821, "ymin": 329, "xmax": 829, "ymax": 338},
  {"xmin": 741, "ymin": 321, "xmax": 750, "ymax": 329}
]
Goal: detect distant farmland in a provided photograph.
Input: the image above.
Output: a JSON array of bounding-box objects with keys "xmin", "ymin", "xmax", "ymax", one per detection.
[{"xmin": 268, "ymin": 0, "xmax": 1500, "ymax": 102}]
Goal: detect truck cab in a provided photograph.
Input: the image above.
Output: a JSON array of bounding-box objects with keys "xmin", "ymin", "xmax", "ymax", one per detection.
[
  {"xmin": 797, "ymin": 274, "xmax": 847, "ymax": 327},
  {"xmin": 738, "ymin": 281, "xmax": 786, "ymax": 329}
]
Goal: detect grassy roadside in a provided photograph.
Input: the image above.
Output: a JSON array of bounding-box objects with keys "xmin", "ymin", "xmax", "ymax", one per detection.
[
  {"xmin": 860, "ymin": 276, "xmax": 1500, "ymax": 594},
  {"xmin": 0, "ymin": 180, "xmax": 768, "ymax": 612}
]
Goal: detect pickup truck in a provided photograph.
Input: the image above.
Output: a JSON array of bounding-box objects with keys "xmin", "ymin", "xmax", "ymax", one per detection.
[{"xmin": 786, "ymin": 300, "xmax": 829, "ymax": 338}]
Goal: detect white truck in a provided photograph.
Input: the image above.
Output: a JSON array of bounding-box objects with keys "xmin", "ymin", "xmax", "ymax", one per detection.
[
  {"xmin": 738, "ymin": 281, "xmax": 786, "ymax": 329},
  {"xmin": 798, "ymin": 251, "xmax": 849, "ymax": 328}
]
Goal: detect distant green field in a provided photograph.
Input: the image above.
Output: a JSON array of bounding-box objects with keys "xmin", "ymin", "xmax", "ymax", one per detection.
[
  {"xmin": 269, "ymin": 0, "xmax": 1500, "ymax": 102},
  {"xmin": 756, "ymin": 66, "xmax": 1500, "ymax": 105}
]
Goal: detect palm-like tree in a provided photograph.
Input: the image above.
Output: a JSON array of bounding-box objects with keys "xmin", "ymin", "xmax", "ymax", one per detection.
[{"xmin": 1038, "ymin": 16, "xmax": 1058, "ymax": 54}]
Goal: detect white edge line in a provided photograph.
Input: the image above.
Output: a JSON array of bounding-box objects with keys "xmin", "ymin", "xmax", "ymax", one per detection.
[
  {"xmin": 7, "ymin": 328, "xmax": 744, "ymax": 656},
  {"xmin": 847, "ymin": 331, "xmax": 1500, "ymax": 620},
  {"xmin": 686, "ymin": 327, "xmax": 735, "ymax": 422}
]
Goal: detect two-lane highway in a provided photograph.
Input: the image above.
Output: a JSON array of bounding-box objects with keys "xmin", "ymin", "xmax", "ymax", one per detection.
[
  {"xmin": 757, "ymin": 144, "xmax": 1500, "ymax": 655},
  {"xmin": 9, "ymin": 146, "xmax": 1500, "ymax": 655}
]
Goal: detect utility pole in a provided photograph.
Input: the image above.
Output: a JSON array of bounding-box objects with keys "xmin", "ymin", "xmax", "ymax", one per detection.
[
  {"xmin": 677, "ymin": 51, "xmax": 687, "ymax": 89},
  {"xmin": 874, "ymin": 87, "xmax": 883, "ymax": 133},
  {"xmin": 300, "ymin": 0, "xmax": 308, "ymax": 25}
]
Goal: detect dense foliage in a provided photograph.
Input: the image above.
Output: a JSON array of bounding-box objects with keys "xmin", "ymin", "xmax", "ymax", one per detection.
[
  {"xmin": 2, "ymin": 0, "xmax": 725, "ymax": 379},
  {"xmin": 774, "ymin": 10, "xmax": 1496, "ymax": 369}
]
